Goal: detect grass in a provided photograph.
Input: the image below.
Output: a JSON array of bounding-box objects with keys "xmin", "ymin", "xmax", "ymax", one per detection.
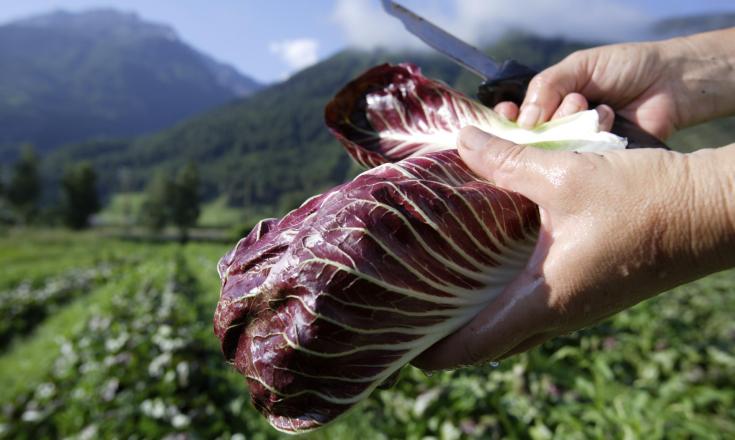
[
  {"xmin": 669, "ymin": 116, "xmax": 735, "ymax": 152},
  {"xmin": 96, "ymin": 192, "xmax": 246, "ymax": 229},
  {"xmin": 94, "ymin": 192, "xmax": 146, "ymax": 226},
  {"xmin": 0, "ymin": 259, "xmax": 171, "ymax": 401},
  {"xmin": 0, "ymin": 228, "xmax": 733, "ymax": 439},
  {"xmin": 0, "ymin": 230, "xmax": 143, "ymax": 289},
  {"xmin": 198, "ymin": 195, "xmax": 246, "ymax": 228}
]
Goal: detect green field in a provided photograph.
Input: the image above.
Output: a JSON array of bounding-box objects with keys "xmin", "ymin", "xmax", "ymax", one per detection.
[
  {"xmin": 0, "ymin": 229, "xmax": 733, "ymax": 439},
  {"xmin": 97, "ymin": 193, "xmax": 248, "ymax": 230}
]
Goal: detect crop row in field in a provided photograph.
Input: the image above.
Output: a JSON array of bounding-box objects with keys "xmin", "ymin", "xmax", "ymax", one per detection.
[
  {"xmin": 1, "ymin": 251, "xmax": 273, "ymax": 438},
  {"xmin": 1, "ymin": 230, "xmax": 733, "ymax": 439}
]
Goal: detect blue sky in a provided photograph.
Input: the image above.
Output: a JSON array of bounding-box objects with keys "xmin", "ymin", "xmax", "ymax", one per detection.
[{"xmin": 1, "ymin": 0, "xmax": 733, "ymax": 83}]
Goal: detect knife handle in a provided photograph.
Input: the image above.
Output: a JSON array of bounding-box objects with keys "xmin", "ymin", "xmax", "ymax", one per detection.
[
  {"xmin": 477, "ymin": 59, "xmax": 536, "ymax": 106},
  {"xmin": 477, "ymin": 76, "xmax": 532, "ymax": 107},
  {"xmin": 610, "ymin": 115, "xmax": 668, "ymax": 149}
]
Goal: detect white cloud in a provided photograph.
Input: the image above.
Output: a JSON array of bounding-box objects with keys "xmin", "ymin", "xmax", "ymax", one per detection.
[
  {"xmin": 332, "ymin": 0, "xmax": 651, "ymax": 51},
  {"xmin": 453, "ymin": 0, "xmax": 650, "ymax": 44},
  {"xmin": 268, "ymin": 38, "xmax": 320, "ymax": 74},
  {"xmin": 331, "ymin": 0, "xmax": 432, "ymax": 50}
]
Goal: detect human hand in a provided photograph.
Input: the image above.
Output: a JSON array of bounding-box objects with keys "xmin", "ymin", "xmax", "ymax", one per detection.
[
  {"xmin": 413, "ymin": 127, "xmax": 735, "ymax": 370},
  {"xmin": 495, "ymin": 28, "xmax": 735, "ymax": 140}
]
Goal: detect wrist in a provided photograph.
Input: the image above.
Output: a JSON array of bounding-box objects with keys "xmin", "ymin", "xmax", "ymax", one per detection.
[
  {"xmin": 709, "ymin": 144, "xmax": 735, "ymax": 267},
  {"xmin": 660, "ymin": 29, "xmax": 735, "ymax": 128},
  {"xmin": 681, "ymin": 145, "xmax": 735, "ymax": 273}
]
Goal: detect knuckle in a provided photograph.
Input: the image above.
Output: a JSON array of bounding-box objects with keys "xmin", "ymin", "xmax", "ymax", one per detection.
[
  {"xmin": 528, "ymin": 73, "xmax": 552, "ymax": 92},
  {"xmin": 565, "ymin": 49, "xmax": 587, "ymax": 64},
  {"xmin": 565, "ymin": 92, "xmax": 587, "ymax": 108},
  {"xmin": 527, "ymin": 69, "xmax": 569, "ymax": 106},
  {"xmin": 568, "ymin": 48, "xmax": 597, "ymax": 68},
  {"xmin": 490, "ymin": 143, "xmax": 527, "ymax": 172}
]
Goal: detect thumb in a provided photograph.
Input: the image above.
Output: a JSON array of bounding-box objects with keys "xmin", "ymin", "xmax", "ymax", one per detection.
[{"xmin": 457, "ymin": 126, "xmax": 557, "ymax": 203}]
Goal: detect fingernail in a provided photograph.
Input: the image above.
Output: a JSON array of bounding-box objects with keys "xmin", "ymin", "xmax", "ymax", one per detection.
[
  {"xmin": 459, "ymin": 126, "xmax": 493, "ymax": 151},
  {"xmin": 555, "ymin": 102, "xmax": 574, "ymax": 119},
  {"xmin": 596, "ymin": 104, "xmax": 615, "ymax": 131},
  {"xmin": 517, "ymin": 104, "xmax": 541, "ymax": 129}
]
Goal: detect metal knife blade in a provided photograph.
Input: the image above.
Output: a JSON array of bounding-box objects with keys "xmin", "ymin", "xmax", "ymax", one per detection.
[
  {"xmin": 381, "ymin": 0, "xmax": 536, "ymax": 105},
  {"xmin": 381, "ymin": 0, "xmax": 668, "ymax": 149},
  {"xmin": 381, "ymin": 0, "xmax": 500, "ymax": 80}
]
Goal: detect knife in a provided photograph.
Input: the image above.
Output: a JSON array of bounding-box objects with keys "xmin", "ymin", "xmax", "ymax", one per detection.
[
  {"xmin": 382, "ymin": 0, "xmax": 536, "ymax": 105},
  {"xmin": 381, "ymin": 0, "xmax": 667, "ymax": 149}
]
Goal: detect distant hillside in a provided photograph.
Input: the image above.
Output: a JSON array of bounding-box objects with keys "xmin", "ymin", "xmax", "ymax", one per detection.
[
  {"xmin": 0, "ymin": 9, "xmax": 261, "ymax": 159},
  {"xmin": 44, "ymin": 34, "xmax": 589, "ymax": 215},
  {"xmin": 44, "ymin": 21, "xmax": 735, "ymax": 223},
  {"xmin": 650, "ymin": 12, "xmax": 735, "ymax": 39}
]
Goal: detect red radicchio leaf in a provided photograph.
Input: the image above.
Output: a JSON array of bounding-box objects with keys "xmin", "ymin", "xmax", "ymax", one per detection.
[
  {"xmin": 215, "ymin": 151, "xmax": 539, "ymax": 433},
  {"xmin": 324, "ymin": 63, "xmax": 627, "ymax": 165},
  {"xmin": 324, "ymin": 63, "xmax": 484, "ymax": 167},
  {"xmin": 215, "ymin": 63, "xmax": 556, "ymax": 433}
]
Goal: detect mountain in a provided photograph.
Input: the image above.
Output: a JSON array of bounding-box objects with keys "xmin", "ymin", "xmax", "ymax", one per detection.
[
  {"xmin": 0, "ymin": 9, "xmax": 261, "ymax": 159},
  {"xmin": 650, "ymin": 12, "xmax": 735, "ymax": 39},
  {"xmin": 197, "ymin": 54, "xmax": 261, "ymax": 98},
  {"xmin": 43, "ymin": 18, "xmax": 735, "ymax": 225},
  {"xmin": 43, "ymin": 34, "xmax": 589, "ymax": 215}
]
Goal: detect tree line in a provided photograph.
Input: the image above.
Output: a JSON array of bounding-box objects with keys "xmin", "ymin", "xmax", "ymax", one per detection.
[
  {"xmin": 1, "ymin": 145, "xmax": 201, "ymax": 242},
  {"xmin": 139, "ymin": 163, "xmax": 201, "ymax": 243}
]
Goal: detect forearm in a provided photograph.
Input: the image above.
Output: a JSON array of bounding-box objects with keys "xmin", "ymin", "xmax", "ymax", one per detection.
[
  {"xmin": 675, "ymin": 143, "xmax": 735, "ymax": 278},
  {"xmin": 701, "ymin": 143, "xmax": 735, "ymax": 269},
  {"xmin": 661, "ymin": 28, "xmax": 735, "ymax": 128}
]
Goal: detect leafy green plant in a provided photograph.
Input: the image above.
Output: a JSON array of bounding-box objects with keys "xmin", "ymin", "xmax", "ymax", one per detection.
[{"xmin": 0, "ymin": 232, "xmax": 732, "ymax": 439}]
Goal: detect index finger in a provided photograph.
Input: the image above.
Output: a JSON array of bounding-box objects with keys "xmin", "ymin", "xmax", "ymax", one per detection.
[
  {"xmin": 518, "ymin": 52, "xmax": 590, "ymax": 128},
  {"xmin": 493, "ymin": 101, "xmax": 519, "ymax": 121}
]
